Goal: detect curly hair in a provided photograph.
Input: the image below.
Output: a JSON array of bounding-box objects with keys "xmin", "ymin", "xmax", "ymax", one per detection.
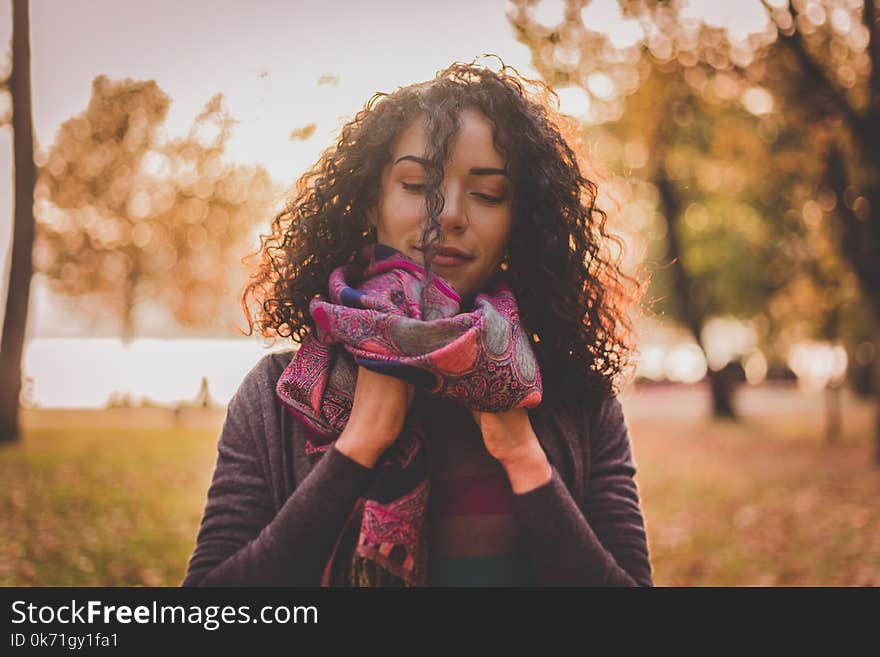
[{"xmin": 240, "ymin": 57, "xmax": 646, "ymax": 402}]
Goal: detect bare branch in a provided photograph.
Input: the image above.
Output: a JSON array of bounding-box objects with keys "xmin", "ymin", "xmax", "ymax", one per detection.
[{"xmin": 760, "ymin": 0, "xmax": 867, "ymax": 138}]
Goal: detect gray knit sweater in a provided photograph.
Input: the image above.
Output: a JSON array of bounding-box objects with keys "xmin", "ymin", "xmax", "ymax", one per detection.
[{"xmin": 181, "ymin": 350, "xmax": 653, "ymax": 587}]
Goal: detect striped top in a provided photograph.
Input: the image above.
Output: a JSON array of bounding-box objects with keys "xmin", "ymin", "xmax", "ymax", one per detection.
[{"xmin": 417, "ymin": 394, "xmax": 536, "ymax": 586}]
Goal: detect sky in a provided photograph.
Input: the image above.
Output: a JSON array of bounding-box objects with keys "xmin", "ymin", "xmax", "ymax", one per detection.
[
  {"xmin": 1, "ymin": 0, "xmax": 541, "ymax": 203},
  {"xmin": 0, "ymin": 0, "xmax": 544, "ymax": 337},
  {"xmin": 0, "ymin": 0, "xmax": 771, "ymax": 338}
]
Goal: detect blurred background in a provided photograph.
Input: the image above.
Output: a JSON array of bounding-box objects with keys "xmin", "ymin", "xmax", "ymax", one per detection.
[{"xmin": 1, "ymin": 0, "xmax": 878, "ymax": 586}]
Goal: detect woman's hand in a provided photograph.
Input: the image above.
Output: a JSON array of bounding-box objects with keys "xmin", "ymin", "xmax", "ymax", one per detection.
[
  {"xmin": 471, "ymin": 407, "xmax": 553, "ymax": 494},
  {"xmin": 335, "ymin": 366, "xmax": 415, "ymax": 469}
]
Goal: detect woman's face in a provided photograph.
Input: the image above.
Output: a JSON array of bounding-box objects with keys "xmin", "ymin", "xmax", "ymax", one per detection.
[{"xmin": 367, "ymin": 107, "xmax": 514, "ymax": 305}]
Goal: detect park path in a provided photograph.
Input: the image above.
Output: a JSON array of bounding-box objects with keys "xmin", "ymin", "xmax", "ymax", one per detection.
[{"xmin": 620, "ymin": 381, "xmax": 872, "ymax": 422}]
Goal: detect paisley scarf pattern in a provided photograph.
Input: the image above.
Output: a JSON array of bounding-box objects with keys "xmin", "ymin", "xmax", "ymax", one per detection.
[{"xmin": 275, "ymin": 242, "xmax": 542, "ymax": 586}]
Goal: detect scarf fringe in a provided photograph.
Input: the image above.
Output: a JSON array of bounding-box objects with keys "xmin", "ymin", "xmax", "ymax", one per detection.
[{"xmin": 347, "ymin": 554, "xmax": 413, "ymax": 588}]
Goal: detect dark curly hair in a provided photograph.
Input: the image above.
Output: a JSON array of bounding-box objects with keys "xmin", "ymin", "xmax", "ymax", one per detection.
[{"xmin": 240, "ymin": 57, "xmax": 646, "ymax": 402}]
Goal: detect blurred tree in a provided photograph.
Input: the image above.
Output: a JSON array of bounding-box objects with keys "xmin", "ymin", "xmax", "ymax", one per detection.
[
  {"xmin": 509, "ymin": 4, "xmax": 785, "ymax": 418},
  {"xmin": 625, "ymin": 66, "xmax": 794, "ymax": 419},
  {"xmin": 33, "ymin": 77, "xmax": 279, "ymax": 342},
  {"xmin": 0, "ymin": 0, "xmax": 35, "ymax": 444},
  {"xmin": 509, "ymin": 0, "xmax": 880, "ymax": 458}
]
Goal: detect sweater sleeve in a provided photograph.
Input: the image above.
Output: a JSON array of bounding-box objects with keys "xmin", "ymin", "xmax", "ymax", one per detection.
[
  {"xmin": 181, "ymin": 361, "xmax": 374, "ymax": 587},
  {"xmin": 510, "ymin": 394, "xmax": 654, "ymax": 587}
]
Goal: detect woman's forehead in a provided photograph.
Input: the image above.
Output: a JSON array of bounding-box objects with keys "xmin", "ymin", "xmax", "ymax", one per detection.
[{"xmin": 390, "ymin": 109, "xmax": 507, "ymax": 169}]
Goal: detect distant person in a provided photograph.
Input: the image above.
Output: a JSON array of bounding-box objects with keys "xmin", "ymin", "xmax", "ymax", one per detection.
[
  {"xmin": 194, "ymin": 376, "xmax": 212, "ymax": 409},
  {"xmin": 182, "ymin": 59, "xmax": 652, "ymax": 587}
]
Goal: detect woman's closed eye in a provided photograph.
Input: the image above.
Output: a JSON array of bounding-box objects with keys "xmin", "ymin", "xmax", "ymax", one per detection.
[
  {"xmin": 403, "ymin": 182, "xmax": 504, "ymax": 204},
  {"xmin": 472, "ymin": 192, "xmax": 504, "ymax": 204}
]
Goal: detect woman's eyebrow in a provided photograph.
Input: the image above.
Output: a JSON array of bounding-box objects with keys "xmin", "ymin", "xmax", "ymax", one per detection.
[
  {"xmin": 394, "ymin": 155, "xmax": 431, "ymax": 167},
  {"xmin": 394, "ymin": 155, "xmax": 510, "ymax": 179}
]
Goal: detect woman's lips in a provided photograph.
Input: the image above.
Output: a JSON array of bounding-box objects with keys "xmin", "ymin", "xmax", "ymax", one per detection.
[
  {"xmin": 431, "ymin": 253, "xmax": 473, "ymax": 267},
  {"xmin": 413, "ymin": 245, "xmax": 475, "ymax": 267}
]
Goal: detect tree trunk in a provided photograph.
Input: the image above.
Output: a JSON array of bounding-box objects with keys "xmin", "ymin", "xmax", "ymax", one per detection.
[
  {"xmin": 707, "ymin": 367, "xmax": 736, "ymax": 419},
  {"xmin": 0, "ymin": 0, "xmax": 36, "ymax": 444},
  {"xmin": 822, "ymin": 144, "xmax": 880, "ymax": 463},
  {"xmin": 120, "ymin": 249, "xmax": 139, "ymax": 344},
  {"xmin": 874, "ymin": 322, "xmax": 880, "ymax": 465},
  {"xmin": 824, "ymin": 303, "xmax": 842, "ymax": 444},
  {"xmin": 655, "ymin": 164, "xmax": 737, "ymax": 419},
  {"xmin": 825, "ymin": 381, "xmax": 842, "ymax": 444}
]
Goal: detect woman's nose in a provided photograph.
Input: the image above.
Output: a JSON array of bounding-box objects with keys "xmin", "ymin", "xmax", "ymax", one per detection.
[{"xmin": 437, "ymin": 185, "xmax": 468, "ymax": 232}]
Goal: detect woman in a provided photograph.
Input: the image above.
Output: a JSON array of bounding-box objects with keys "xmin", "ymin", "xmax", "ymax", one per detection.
[{"xmin": 182, "ymin": 60, "xmax": 653, "ymax": 587}]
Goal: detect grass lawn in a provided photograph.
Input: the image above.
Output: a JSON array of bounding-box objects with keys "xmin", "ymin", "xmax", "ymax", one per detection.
[
  {"xmin": 0, "ymin": 423, "xmax": 218, "ymax": 586},
  {"xmin": 631, "ymin": 411, "xmax": 880, "ymax": 586},
  {"xmin": 2, "ymin": 394, "xmax": 878, "ymax": 586}
]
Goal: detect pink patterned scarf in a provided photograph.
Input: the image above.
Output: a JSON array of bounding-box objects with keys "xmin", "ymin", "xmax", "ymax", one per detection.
[{"xmin": 275, "ymin": 242, "xmax": 542, "ymax": 586}]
